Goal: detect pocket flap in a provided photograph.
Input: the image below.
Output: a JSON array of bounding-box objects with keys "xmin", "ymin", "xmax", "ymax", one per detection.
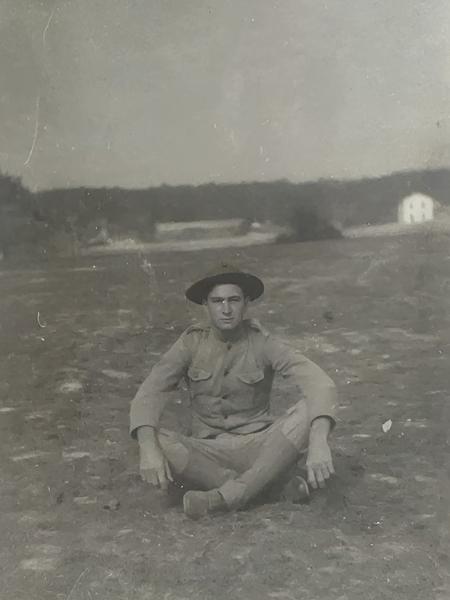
[
  {"xmin": 238, "ymin": 369, "xmax": 265, "ymax": 385},
  {"xmin": 188, "ymin": 367, "xmax": 212, "ymax": 381}
]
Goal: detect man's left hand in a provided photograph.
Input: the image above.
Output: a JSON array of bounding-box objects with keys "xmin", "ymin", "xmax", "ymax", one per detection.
[{"xmin": 306, "ymin": 420, "xmax": 335, "ymax": 489}]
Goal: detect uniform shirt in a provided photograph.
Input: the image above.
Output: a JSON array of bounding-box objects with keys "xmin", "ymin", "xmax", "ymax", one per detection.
[{"xmin": 130, "ymin": 319, "xmax": 337, "ymax": 439}]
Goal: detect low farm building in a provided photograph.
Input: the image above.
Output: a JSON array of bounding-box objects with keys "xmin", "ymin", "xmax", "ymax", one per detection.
[{"xmin": 154, "ymin": 219, "xmax": 246, "ymax": 241}]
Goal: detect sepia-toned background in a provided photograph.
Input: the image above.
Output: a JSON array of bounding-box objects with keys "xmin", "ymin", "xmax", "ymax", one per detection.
[{"xmin": 1, "ymin": 2, "xmax": 449, "ymax": 599}]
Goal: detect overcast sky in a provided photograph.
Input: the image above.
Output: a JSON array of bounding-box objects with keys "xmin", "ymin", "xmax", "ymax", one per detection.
[{"xmin": 1, "ymin": 0, "xmax": 450, "ymax": 191}]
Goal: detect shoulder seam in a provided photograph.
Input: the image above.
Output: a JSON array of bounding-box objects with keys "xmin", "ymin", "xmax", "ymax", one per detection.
[
  {"xmin": 184, "ymin": 323, "xmax": 210, "ymax": 334},
  {"xmin": 247, "ymin": 318, "xmax": 270, "ymax": 338}
]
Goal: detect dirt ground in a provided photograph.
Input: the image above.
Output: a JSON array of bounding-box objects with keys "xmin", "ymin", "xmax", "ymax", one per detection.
[{"xmin": 1, "ymin": 233, "xmax": 450, "ymax": 600}]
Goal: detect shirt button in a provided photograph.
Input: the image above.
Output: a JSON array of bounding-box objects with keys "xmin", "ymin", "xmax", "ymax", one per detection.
[
  {"xmin": 222, "ymin": 393, "xmax": 229, "ymax": 399},
  {"xmin": 224, "ymin": 369, "xmax": 230, "ymax": 376}
]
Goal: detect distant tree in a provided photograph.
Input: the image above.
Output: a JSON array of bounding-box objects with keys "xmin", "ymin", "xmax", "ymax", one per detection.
[
  {"xmin": 0, "ymin": 171, "xmax": 27, "ymax": 206},
  {"xmin": 0, "ymin": 171, "xmax": 33, "ymax": 256}
]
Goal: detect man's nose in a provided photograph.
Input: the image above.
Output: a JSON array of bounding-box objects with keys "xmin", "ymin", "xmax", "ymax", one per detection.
[{"xmin": 222, "ymin": 301, "xmax": 231, "ymax": 313}]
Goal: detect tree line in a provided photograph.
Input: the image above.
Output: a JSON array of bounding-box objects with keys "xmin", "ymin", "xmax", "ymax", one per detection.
[{"xmin": 1, "ymin": 168, "xmax": 449, "ymax": 258}]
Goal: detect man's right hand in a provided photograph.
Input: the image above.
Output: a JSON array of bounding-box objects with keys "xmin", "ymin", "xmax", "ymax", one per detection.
[
  {"xmin": 139, "ymin": 443, "xmax": 173, "ymax": 492},
  {"xmin": 137, "ymin": 426, "xmax": 173, "ymax": 493}
]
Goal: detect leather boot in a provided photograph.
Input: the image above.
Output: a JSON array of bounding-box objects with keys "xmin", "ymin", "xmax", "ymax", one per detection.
[{"xmin": 183, "ymin": 489, "xmax": 227, "ymax": 520}]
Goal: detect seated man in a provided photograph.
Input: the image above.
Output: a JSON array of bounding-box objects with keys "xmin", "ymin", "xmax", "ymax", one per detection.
[{"xmin": 130, "ymin": 263, "xmax": 337, "ymax": 519}]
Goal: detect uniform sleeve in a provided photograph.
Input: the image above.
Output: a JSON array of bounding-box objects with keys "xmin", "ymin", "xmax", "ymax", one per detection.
[
  {"xmin": 129, "ymin": 332, "xmax": 194, "ymax": 438},
  {"xmin": 263, "ymin": 336, "xmax": 338, "ymax": 428}
]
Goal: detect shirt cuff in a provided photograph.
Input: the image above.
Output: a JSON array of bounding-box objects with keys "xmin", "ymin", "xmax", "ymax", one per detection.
[
  {"xmin": 129, "ymin": 416, "xmax": 160, "ymax": 439},
  {"xmin": 310, "ymin": 414, "xmax": 336, "ymax": 431}
]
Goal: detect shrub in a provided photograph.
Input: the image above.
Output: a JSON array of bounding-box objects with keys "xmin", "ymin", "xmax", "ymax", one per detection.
[{"xmin": 278, "ymin": 207, "xmax": 343, "ymax": 243}]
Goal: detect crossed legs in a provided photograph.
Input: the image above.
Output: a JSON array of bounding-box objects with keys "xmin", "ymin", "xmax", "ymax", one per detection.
[{"xmin": 158, "ymin": 400, "xmax": 310, "ymax": 512}]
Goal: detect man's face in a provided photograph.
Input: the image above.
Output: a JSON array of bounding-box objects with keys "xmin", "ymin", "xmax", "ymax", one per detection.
[{"xmin": 205, "ymin": 284, "xmax": 248, "ymax": 332}]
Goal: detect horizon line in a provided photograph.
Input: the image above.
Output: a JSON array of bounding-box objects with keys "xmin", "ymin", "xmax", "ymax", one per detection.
[{"xmin": 2, "ymin": 165, "xmax": 450, "ymax": 194}]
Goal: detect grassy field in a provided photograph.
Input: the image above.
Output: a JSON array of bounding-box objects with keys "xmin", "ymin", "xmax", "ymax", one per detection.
[{"xmin": 1, "ymin": 232, "xmax": 449, "ymax": 600}]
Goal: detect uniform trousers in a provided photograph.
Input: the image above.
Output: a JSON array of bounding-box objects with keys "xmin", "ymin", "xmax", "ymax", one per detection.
[{"xmin": 158, "ymin": 400, "xmax": 310, "ymax": 509}]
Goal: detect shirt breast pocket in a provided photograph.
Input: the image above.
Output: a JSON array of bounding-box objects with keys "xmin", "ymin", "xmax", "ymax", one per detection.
[
  {"xmin": 235, "ymin": 368, "xmax": 266, "ymax": 410},
  {"xmin": 187, "ymin": 367, "xmax": 212, "ymax": 390},
  {"xmin": 237, "ymin": 369, "xmax": 265, "ymax": 386}
]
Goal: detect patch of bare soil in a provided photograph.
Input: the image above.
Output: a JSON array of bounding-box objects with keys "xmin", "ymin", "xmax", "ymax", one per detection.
[{"xmin": 1, "ymin": 232, "xmax": 449, "ymax": 599}]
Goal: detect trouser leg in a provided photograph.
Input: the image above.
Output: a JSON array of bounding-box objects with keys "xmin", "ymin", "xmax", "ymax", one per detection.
[
  {"xmin": 218, "ymin": 400, "xmax": 310, "ymax": 509},
  {"xmin": 157, "ymin": 430, "xmax": 238, "ymax": 490}
]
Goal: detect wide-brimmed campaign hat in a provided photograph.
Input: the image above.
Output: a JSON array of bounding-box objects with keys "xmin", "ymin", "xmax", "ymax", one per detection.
[{"xmin": 185, "ymin": 262, "xmax": 264, "ymax": 305}]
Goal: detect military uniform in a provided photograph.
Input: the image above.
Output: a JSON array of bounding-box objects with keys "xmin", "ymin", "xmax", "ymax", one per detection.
[{"xmin": 130, "ymin": 318, "xmax": 337, "ymax": 509}]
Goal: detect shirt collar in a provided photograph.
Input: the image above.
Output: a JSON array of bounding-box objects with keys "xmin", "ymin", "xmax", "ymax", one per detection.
[{"xmin": 209, "ymin": 321, "xmax": 248, "ymax": 345}]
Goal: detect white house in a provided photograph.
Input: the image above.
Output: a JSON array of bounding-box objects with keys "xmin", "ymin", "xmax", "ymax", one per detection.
[{"xmin": 398, "ymin": 193, "xmax": 434, "ymax": 225}]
